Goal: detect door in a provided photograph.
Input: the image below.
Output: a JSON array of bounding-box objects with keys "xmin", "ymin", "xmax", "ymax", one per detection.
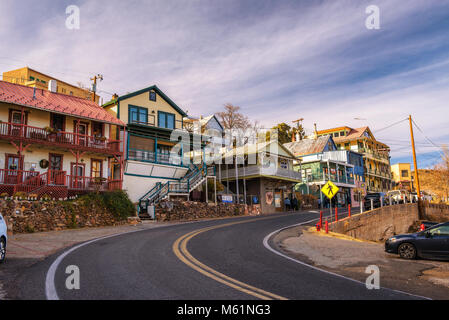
[
  {"xmin": 70, "ymin": 164, "xmax": 85, "ymax": 189},
  {"xmin": 49, "ymin": 154, "xmax": 64, "ymax": 185},
  {"xmin": 76, "ymin": 123, "xmax": 88, "ymax": 146},
  {"xmin": 9, "ymin": 110, "xmax": 24, "ymax": 136},
  {"xmin": 5, "ymin": 154, "xmax": 22, "ymax": 184},
  {"xmin": 51, "ymin": 114, "xmax": 66, "ymax": 143},
  {"xmin": 417, "ymin": 225, "xmax": 449, "ymax": 259}
]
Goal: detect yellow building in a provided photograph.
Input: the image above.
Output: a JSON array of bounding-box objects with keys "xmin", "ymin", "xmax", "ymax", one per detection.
[
  {"xmin": 2, "ymin": 67, "xmax": 99, "ymax": 103},
  {"xmin": 316, "ymin": 126, "xmax": 392, "ymax": 192},
  {"xmin": 391, "ymin": 163, "xmax": 413, "ymax": 191}
]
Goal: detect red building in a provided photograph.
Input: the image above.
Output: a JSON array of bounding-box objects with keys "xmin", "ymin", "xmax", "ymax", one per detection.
[{"xmin": 0, "ymin": 80, "xmax": 125, "ymax": 199}]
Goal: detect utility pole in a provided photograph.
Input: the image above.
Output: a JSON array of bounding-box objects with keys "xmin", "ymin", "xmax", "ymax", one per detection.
[
  {"xmin": 409, "ymin": 115, "xmax": 421, "ymax": 199},
  {"xmin": 90, "ymin": 74, "xmax": 103, "ymax": 103},
  {"xmin": 292, "ymin": 118, "xmax": 304, "ymax": 141}
]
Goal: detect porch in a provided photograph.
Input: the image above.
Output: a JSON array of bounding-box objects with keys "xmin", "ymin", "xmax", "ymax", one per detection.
[
  {"xmin": 0, "ymin": 122, "xmax": 122, "ymax": 155},
  {"xmin": 0, "ymin": 169, "xmax": 122, "ymax": 198}
]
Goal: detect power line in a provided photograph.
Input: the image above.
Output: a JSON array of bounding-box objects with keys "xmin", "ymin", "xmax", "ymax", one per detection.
[
  {"xmin": 412, "ymin": 118, "xmax": 447, "ymax": 158},
  {"xmin": 373, "ymin": 118, "xmax": 408, "ymax": 134}
]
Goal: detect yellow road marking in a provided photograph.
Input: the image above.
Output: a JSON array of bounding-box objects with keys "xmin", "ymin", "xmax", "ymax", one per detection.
[{"xmin": 172, "ymin": 216, "xmax": 289, "ymax": 300}]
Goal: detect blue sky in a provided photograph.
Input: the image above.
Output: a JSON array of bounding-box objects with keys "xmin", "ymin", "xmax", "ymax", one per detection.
[{"xmin": 0, "ymin": 0, "xmax": 449, "ymax": 168}]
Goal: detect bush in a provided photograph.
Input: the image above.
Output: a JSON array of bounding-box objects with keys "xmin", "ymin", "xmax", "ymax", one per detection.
[
  {"xmin": 79, "ymin": 190, "xmax": 135, "ymax": 220},
  {"xmin": 13, "ymin": 191, "xmax": 27, "ymax": 199}
]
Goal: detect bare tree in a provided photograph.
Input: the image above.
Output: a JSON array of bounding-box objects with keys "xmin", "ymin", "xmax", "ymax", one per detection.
[{"xmin": 216, "ymin": 104, "xmax": 250, "ymax": 130}]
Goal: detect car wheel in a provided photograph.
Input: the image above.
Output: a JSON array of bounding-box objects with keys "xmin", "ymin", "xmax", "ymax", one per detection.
[
  {"xmin": 0, "ymin": 238, "xmax": 5, "ymax": 263},
  {"xmin": 398, "ymin": 243, "xmax": 416, "ymax": 259}
]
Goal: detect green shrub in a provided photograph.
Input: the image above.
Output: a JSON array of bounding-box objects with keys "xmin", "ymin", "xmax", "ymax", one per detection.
[{"xmin": 79, "ymin": 190, "xmax": 134, "ymax": 220}]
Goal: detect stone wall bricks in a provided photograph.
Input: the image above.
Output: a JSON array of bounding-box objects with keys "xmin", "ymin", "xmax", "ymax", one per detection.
[
  {"xmin": 154, "ymin": 200, "xmax": 248, "ymax": 222},
  {"xmin": 0, "ymin": 199, "xmax": 132, "ymax": 234}
]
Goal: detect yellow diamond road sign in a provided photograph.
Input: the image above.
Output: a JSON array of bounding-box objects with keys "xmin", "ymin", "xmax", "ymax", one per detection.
[{"xmin": 321, "ymin": 181, "xmax": 339, "ymax": 199}]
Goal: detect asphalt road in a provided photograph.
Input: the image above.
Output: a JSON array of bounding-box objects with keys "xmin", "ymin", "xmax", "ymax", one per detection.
[{"xmin": 15, "ymin": 210, "xmax": 424, "ymax": 300}]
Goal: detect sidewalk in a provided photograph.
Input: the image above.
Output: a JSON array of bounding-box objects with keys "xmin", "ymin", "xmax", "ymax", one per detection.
[{"xmin": 275, "ymin": 226, "xmax": 449, "ymax": 300}]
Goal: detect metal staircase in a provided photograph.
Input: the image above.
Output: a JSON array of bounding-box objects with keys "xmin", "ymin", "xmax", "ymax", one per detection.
[{"xmin": 138, "ymin": 164, "xmax": 215, "ymax": 219}]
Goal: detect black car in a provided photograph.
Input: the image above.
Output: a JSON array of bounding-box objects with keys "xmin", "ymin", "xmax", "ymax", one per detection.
[
  {"xmin": 385, "ymin": 222, "xmax": 449, "ymax": 260},
  {"xmin": 363, "ymin": 192, "xmax": 385, "ymax": 211}
]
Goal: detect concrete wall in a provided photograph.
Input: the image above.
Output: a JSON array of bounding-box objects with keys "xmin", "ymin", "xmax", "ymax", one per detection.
[
  {"xmin": 419, "ymin": 202, "xmax": 449, "ymax": 223},
  {"xmin": 330, "ymin": 203, "xmax": 419, "ymax": 241}
]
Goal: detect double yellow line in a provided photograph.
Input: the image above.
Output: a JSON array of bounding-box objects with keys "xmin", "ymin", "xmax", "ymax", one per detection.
[{"xmin": 172, "ymin": 217, "xmax": 288, "ymax": 300}]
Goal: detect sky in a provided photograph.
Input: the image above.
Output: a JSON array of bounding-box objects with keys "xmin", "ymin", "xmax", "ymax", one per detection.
[{"xmin": 0, "ymin": 0, "xmax": 448, "ymax": 168}]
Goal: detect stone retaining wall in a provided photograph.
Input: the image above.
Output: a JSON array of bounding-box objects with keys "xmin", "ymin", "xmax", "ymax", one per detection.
[
  {"xmin": 155, "ymin": 200, "xmax": 249, "ymax": 221},
  {"xmin": 419, "ymin": 202, "xmax": 449, "ymax": 223},
  {"xmin": 329, "ymin": 203, "xmax": 419, "ymax": 242},
  {"xmin": 0, "ymin": 199, "xmax": 133, "ymax": 234}
]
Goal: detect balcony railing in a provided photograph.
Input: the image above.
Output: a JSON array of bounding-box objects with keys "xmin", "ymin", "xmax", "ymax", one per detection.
[
  {"xmin": 0, "ymin": 122, "xmax": 121, "ymax": 154},
  {"xmin": 303, "ymin": 171, "xmax": 355, "ymax": 186},
  {"xmin": 129, "ymin": 112, "xmax": 183, "ymax": 130},
  {"xmin": 0, "ymin": 169, "xmax": 122, "ymax": 192},
  {"xmin": 221, "ymin": 165, "xmax": 302, "ymax": 181},
  {"xmin": 128, "ymin": 148, "xmax": 187, "ymax": 167},
  {"xmin": 365, "ymin": 168, "xmax": 392, "ymax": 179}
]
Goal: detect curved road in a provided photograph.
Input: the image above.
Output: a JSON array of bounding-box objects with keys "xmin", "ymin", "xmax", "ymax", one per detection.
[{"xmin": 17, "ymin": 211, "xmax": 423, "ymax": 300}]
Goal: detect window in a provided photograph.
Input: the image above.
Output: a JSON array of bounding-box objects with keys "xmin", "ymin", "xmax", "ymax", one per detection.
[
  {"xmin": 334, "ymin": 132, "xmax": 339, "ymax": 137},
  {"xmin": 29, "ymin": 76, "xmax": 35, "ymax": 81},
  {"xmin": 158, "ymin": 111, "xmax": 175, "ymax": 129},
  {"xmin": 92, "ymin": 122, "xmax": 104, "ymax": 138},
  {"xmin": 279, "ymin": 159, "xmax": 288, "ymax": 169},
  {"xmin": 429, "ymin": 225, "xmax": 449, "ymax": 236},
  {"xmin": 129, "ymin": 105, "xmax": 148, "ymax": 124},
  {"xmin": 340, "ymin": 131, "xmax": 345, "ymax": 136},
  {"xmin": 91, "ymin": 159, "xmax": 103, "ymax": 178},
  {"xmin": 401, "ymin": 170, "xmax": 409, "ymax": 178},
  {"xmin": 149, "ymin": 91, "xmax": 156, "ymax": 101},
  {"xmin": 51, "ymin": 114, "xmax": 65, "ymax": 131}
]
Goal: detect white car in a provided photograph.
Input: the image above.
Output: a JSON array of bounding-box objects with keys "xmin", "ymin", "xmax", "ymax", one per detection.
[{"xmin": 0, "ymin": 213, "xmax": 7, "ymax": 263}]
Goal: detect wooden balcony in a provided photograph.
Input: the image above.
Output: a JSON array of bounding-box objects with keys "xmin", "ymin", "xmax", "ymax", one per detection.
[
  {"xmin": 0, "ymin": 169, "xmax": 122, "ymax": 197},
  {"xmin": 0, "ymin": 122, "xmax": 122, "ymax": 155}
]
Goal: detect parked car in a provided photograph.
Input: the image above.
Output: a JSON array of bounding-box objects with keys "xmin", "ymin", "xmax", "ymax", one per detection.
[
  {"xmin": 387, "ymin": 190, "xmax": 409, "ymax": 204},
  {"xmin": 0, "ymin": 213, "xmax": 7, "ymax": 263},
  {"xmin": 363, "ymin": 192, "xmax": 386, "ymax": 211},
  {"xmin": 385, "ymin": 222, "xmax": 449, "ymax": 260}
]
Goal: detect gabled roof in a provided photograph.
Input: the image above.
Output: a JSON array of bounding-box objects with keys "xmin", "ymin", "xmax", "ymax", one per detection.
[
  {"xmin": 106, "ymin": 85, "xmax": 188, "ymax": 117},
  {"xmin": 0, "ymin": 81, "xmax": 124, "ymax": 126},
  {"xmin": 220, "ymin": 140, "xmax": 296, "ymax": 159},
  {"xmin": 283, "ymin": 135, "xmax": 335, "ymax": 157},
  {"xmin": 333, "ymin": 126, "xmax": 371, "ymax": 143}
]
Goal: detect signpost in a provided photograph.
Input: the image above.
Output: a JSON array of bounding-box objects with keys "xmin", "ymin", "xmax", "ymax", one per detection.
[{"xmin": 321, "ymin": 181, "xmax": 339, "ymax": 222}]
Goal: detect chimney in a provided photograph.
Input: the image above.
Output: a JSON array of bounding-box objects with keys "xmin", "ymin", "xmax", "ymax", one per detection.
[
  {"xmin": 314, "ymin": 123, "xmax": 318, "ymax": 140},
  {"xmin": 291, "ymin": 131, "xmax": 296, "ymax": 142},
  {"xmin": 48, "ymin": 80, "xmax": 57, "ymax": 93}
]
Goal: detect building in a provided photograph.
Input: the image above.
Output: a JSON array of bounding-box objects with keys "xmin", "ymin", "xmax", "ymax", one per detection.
[
  {"xmin": 316, "ymin": 126, "xmax": 392, "ymax": 192},
  {"xmin": 103, "ymin": 85, "xmax": 213, "ymax": 208},
  {"xmin": 391, "ymin": 163, "xmax": 414, "ymax": 191},
  {"xmin": 0, "ymin": 80, "xmax": 125, "ymax": 198},
  {"xmin": 218, "ymin": 140, "xmax": 302, "ymax": 214},
  {"xmin": 284, "ymin": 135, "xmax": 365, "ymax": 207},
  {"xmin": 2, "ymin": 67, "xmax": 99, "ymax": 103}
]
